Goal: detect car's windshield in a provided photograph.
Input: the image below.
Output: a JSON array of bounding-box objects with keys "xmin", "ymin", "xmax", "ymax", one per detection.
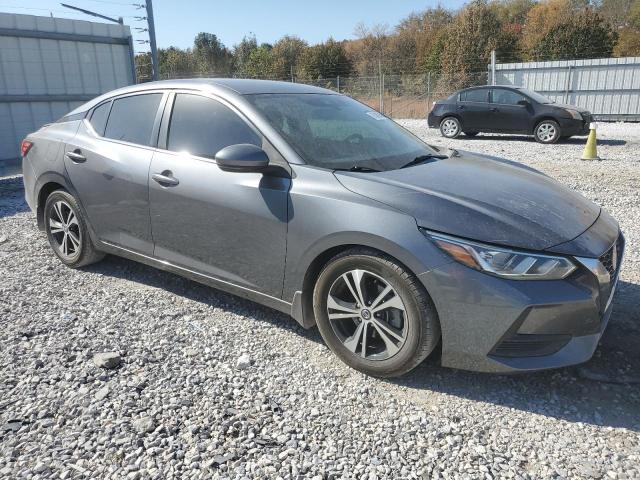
[
  {"xmin": 518, "ymin": 88, "xmax": 554, "ymax": 104},
  {"xmin": 246, "ymin": 93, "xmax": 438, "ymax": 171}
]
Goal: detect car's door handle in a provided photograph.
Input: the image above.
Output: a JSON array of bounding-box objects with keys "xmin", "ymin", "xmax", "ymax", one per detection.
[
  {"xmin": 66, "ymin": 150, "xmax": 86, "ymax": 163},
  {"xmin": 490, "ymin": 107, "xmax": 499, "ymax": 112},
  {"xmin": 152, "ymin": 171, "xmax": 179, "ymax": 186},
  {"xmin": 457, "ymin": 105, "xmax": 465, "ymax": 110}
]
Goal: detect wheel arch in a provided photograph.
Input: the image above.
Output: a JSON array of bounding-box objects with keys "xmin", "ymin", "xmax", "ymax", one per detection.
[
  {"xmin": 34, "ymin": 172, "xmax": 72, "ymax": 230},
  {"xmin": 293, "ymin": 238, "xmax": 437, "ymax": 330},
  {"xmin": 532, "ymin": 116, "xmax": 560, "ymax": 135}
]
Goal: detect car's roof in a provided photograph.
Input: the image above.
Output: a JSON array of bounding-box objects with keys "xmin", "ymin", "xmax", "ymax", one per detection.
[
  {"xmin": 146, "ymin": 78, "xmax": 334, "ymax": 95},
  {"xmin": 67, "ymin": 78, "xmax": 336, "ymax": 116},
  {"xmin": 460, "ymin": 85, "xmax": 520, "ymax": 91}
]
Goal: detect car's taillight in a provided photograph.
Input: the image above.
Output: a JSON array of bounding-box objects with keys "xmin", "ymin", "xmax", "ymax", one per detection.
[
  {"xmin": 21, "ymin": 140, "xmax": 33, "ymax": 157},
  {"xmin": 430, "ymin": 101, "xmax": 437, "ymax": 113}
]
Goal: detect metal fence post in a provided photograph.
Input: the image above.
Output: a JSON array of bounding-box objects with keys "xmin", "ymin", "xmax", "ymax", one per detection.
[
  {"xmin": 337, "ymin": 75, "xmax": 340, "ymax": 93},
  {"xmin": 490, "ymin": 49, "xmax": 496, "ymax": 85}
]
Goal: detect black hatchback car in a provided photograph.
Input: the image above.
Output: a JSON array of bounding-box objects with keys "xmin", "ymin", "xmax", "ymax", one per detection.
[{"xmin": 428, "ymin": 86, "xmax": 592, "ymax": 144}]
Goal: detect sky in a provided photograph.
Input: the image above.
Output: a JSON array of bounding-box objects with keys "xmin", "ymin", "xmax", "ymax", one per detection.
[{"xmin": 0, "ymin": 0, "xmax": 468, "ymax": 52}]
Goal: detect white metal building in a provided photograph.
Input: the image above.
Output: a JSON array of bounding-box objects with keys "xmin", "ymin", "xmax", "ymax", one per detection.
[{"xmin": 0, "ymin": 12, "xmax": 135, "ymax": 174}]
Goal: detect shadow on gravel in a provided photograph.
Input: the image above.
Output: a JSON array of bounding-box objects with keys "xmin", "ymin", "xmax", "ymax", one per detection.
[
  {"xmin": 459, "ymin": 134, "xmax": 627, "ymax": 146},
  {"xmin": 0, "ymin": 176, "xmax": 29, "ymax": 219},
  {"xmin": 392, "ymin": 280, "xmax": 640, "ymax": 432}
]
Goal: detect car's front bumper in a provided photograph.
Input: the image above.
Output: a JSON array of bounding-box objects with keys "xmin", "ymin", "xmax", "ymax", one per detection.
[{"xmin": 418, "ymin": 233, "xmax": 624, "ymax": 373}]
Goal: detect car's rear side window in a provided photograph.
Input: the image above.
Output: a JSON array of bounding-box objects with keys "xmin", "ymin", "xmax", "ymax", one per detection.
[
  {"xmin": 460, "ymin": 89, "xmax": 488, "ymax": 103},
  {"xmin": 89, "ymin": 101, "xmax": 111, "ymax": 136},
  {"xmin": 104, "ymin": 93, "xmax": 162, "ymax": 146},
  {"xmin": 491, "ymin": 89, "xmax": 525, "ymax": 105},
  {"xmin": 166, "ymin": 94, "xmax": 260, "ymax": 158}
]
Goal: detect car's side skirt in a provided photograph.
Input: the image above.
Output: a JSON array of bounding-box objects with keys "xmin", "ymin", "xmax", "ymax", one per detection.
[{"xmin": 99, "ymin": 240, "xmax": 296, "ymax": 320}]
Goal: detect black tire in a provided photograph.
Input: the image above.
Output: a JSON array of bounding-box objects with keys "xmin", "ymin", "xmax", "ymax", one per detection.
[
  {"xmin": 439, "ymin": 117, "xmax": 461, "ymax": 139},
  {"xmin": 44, "ymin": 190, "xmax": 105, "ymax": 268},
  {"xmin": 312, "ymin": 248, "xmax": 440, "ymax": 378},
  {"xmin": 464, "ymin": 131, "xmax": 479, "ymax": 137},
  {"xmin": 534, "ymin": 120, "xmax": 561, "ymax": 144}
]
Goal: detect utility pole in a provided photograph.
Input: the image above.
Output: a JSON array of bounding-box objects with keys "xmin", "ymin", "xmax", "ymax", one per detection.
[
  {"xmin": 490, "ymin": 49, "xmax": 496, "ymax": 86},
  {"xmin": 145, "ymin": 0, "xmax": 159, "ymax": 81}
]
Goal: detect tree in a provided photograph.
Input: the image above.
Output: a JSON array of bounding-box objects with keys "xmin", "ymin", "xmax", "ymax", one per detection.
[
  {"xmin": 439, "ymin": 1, "xmax": 512, "ymax": 86},
  {"xmin": 599, "ymin": 0, "xmax": 636, "ymax": 28},
  {"xmin": 159, "ymin": 46, "xmax": 196, "ymax": 78},
  {"xmin": 243, "ymin": 44, "xmax": 275, "ymax": 78},
  {"xmin": 193, "ymin": 32, "xmax": 231, "ymax": 74},
  {"xmin": 271, "ymin": 35, "xmax": 308, "ymax": 79},
  {"xmin": 613, "ymin": 0, "xmax": 640, "ymax": 55},
  {"xmin": 521, "ymin": 0, "xmax": 573, "ymax": 57},
  {"xmin": 298, "ymin": 38, "xmax": 352, "ymax": 80},
  {"xmin": 350, "ymin": 22, "xmax": 390, "ymax": 75},
  {"xmin": 233, "ymin": 35, "xmax": 258, "ymax": 77},
  {"xmin": 532, "ymin": 9, "xmax": 617, "ymax": 60}
]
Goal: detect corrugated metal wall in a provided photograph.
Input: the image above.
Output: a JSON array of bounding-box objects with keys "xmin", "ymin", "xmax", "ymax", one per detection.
[
  {"xmin": 0, "ymin": 12, "xmax": 135, "ymax": 174},
  {"xmin": 493, "ymin": 57, "xmax": 640, "ymax": 121}
]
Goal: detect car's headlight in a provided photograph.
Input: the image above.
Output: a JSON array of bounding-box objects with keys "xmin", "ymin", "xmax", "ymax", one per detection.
[
  {"xmin": 425, "ymin": 231, "xmax": 576, "ymax": 280},
  {"xmin": 565, "ymin": 109, "xmax": 583, "ymax": 120}
]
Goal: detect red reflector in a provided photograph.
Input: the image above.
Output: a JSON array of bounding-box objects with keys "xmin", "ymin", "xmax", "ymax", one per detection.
[{"xmin": 21, "ymin": 140, "xmax": 33, "ymax": 157}]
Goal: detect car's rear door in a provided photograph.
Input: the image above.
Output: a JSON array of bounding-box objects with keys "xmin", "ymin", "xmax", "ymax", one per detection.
[
  {"xmin": 457, "ymin": 88, "xmax": 490, "ymax": 132},
  {"xmin": 488, "ymin": 88, "xmax": 530, "ymax": 133},
  {"xmin": 148, "ymin": 92, "xmax": 290, "ymax": 298},
  {"xmin": 63, "ymin": 91, "xmax": 167, "ymax": 255}
]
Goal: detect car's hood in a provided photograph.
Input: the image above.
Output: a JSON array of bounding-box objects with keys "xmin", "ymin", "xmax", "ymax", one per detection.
[
  {"xmin": 334, "ymin": 151, "xmax": 601, "ymax": 252},
  {"xmin": 550, "ymin": 103, "xmax": 590, "ymax": 114}
]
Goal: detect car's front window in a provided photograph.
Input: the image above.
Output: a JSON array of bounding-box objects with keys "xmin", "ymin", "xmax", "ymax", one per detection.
[
  {"xmin": 246, "ymin": 93, "xmax": 437, "ymax": 171},
  {"xmin": 518, "ymin": 88, "xmax": 554, "ymax": 104}
]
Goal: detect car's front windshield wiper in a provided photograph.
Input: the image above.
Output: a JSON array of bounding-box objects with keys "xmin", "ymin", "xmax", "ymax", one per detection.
[
  {"xmin": 333, "ymin": 165, "xmax": 381, "ymax": 172},
  {"xmin": 400, "ymin": 153, "xmax": 448, "ymax": 169}
]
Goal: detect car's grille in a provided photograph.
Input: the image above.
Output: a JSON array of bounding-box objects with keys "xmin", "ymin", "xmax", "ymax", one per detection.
[{"xmin": 600, "ymin": 233, "xmax": 624, "ymax": 278}]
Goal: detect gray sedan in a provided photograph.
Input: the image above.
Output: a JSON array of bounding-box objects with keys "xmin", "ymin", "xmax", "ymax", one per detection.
[{"xmin": 21, "ymin": 79, "xmax": 623, "ymax": 377}]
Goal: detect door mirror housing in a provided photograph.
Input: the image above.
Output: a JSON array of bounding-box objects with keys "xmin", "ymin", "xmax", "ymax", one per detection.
[{"xmin": 215, "ymin": 144, "xmax": 269, "ymax": 172}]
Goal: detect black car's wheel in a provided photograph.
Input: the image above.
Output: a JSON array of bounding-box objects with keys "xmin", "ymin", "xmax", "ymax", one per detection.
[
  {"xmin": 534, "ymin": 120, "xmax": 561, "ymax": 144},
  {"xmin": 313, "ymin": 248, "xmax": 440, "ymax": 378},
  {"xmin": 464, "ymin": 131, "xmax": 479, "ymax": 137},
  {"xmin": 439, "ymin": 117, "xmax": 461, "ymax": 138},
  {"xmin": 44, "ymin": 190, "xmax": 105, "ymax": 268}
]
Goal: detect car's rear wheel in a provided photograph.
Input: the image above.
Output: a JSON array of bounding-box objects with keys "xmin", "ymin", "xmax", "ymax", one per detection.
[
  {"xmin": 313, "ymin": 248, "xmax": 440, "ymax": 377},
  {"xmin": 534, "ymin": 120, "xmax": 561, "ymax": 144},
  {"xmin": 464, "ymin": 131, "xmax": 479, "ymax": 137},
  {"xmin": 44, "ymin": 190, "xmax": 104, "ymax": 268},
  {"xmin": 440, "ymin": 117, "xmax": 461, "ymax": 138}
]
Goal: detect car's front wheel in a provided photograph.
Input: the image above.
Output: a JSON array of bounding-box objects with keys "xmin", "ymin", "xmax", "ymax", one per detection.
[
  {"xmin": 534, "ymin": 120, "xmax": 561, "ymax": 144},
  {"xmin": 313, "ymin": 248, "xmax": 440, "ymax": 377},
  {"xmin": 439, "ymin": 117, "xmax": 461, "ymax": 138},
  {"xmin": 44, "ymin": 190, "xmax": 105, "ymax": 268}
]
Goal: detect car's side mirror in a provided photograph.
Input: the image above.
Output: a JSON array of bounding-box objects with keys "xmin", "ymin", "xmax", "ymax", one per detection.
[
  {"xmin": 517, "ymin": 99, "xmax": 530, "ymax": 107},
  {"xmin": 215, "ymin": 144, "xmax": 269, "ymax": 172}
]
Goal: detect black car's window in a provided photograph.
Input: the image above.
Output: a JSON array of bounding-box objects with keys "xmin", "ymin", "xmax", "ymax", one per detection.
[
  {"xmin": 460, "ymin": 89, "xmax": 488, "ymax": 103},
  {"xmin": 89, "ymin": 101, "xmax": 111, "ymax": 136},
  {"xmin": 167, "ymin": 94, "xmax": 260, "ymax": 158},
  {"xmin": 246, "ymin": 93, "xmax": 437, "ymax": 171},
  {"xmin": 491, "ymin": 89, "xmax": 525, "ymax": 105},
  {"xmin": 104, "ymin": 93, "xmax": 162, "ymax": 146}
]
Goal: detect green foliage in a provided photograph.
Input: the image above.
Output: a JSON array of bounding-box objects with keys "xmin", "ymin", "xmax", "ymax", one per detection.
[
  {"xmin": 151, "ymin": 0, "xmax": 634, "ymax": 83},
  {"xmin": 297, "ymin": 38, "xmax": 352, "ymax": 80},
  {"xmin": 532, "ymin": 9, "xmax": 617, "ymax": 60}
]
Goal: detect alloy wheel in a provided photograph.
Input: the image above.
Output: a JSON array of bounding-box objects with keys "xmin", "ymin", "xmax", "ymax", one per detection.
[
  {"xmin": 48, "ymin": 200, "xmax": 81, "ymax": 259},
  {"xmin": 326, "ymin": 269, "xmax": 407, "ymax": 361},
  {"xmin": 441, "ymin": 119, "xmax": 459, "ymax": 137},
  {"xmin": 536, "ymin": 122, "xmax": 557, "ymax": 142}
]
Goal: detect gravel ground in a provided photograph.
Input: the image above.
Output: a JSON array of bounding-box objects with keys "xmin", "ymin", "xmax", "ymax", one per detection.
[{"xmin": 1, "ymin": 122, "xmax": 640, "ymax": 479}]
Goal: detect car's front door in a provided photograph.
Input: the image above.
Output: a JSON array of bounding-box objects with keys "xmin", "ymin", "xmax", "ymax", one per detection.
[
  {"xmin": 148, "ymin": 92, "xmax": 290, "ymax": 298},
  {"xmin": 489, "ymin": 88, "xmax": 530, "ymax": 133},
  {"xmin": 63, "ymin": 92, "xmax": 166, "ymax": 255},
  {"xmin": 457, "ymin": 88, "xmax": 490, "ymax": 132}
]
